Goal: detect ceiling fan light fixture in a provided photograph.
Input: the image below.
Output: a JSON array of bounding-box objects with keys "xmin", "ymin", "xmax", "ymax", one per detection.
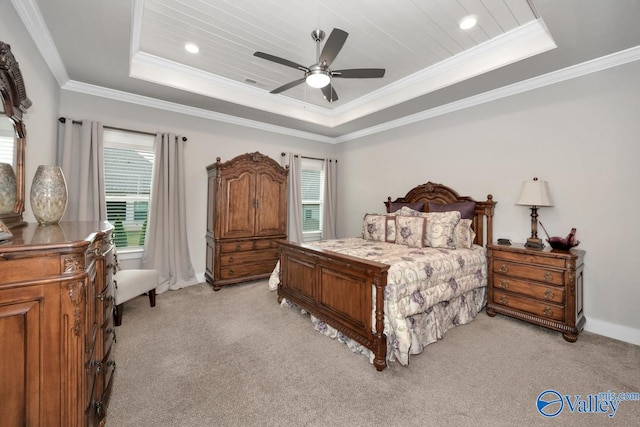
[{"xmin": 306, "ymin": 68, "xmax": 331, "ymax": 88}]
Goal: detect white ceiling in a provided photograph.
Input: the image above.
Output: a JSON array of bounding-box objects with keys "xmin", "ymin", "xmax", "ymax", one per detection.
[{"xmin": 12, "ymin": 0, "xmax": 640, "ymax": 142}]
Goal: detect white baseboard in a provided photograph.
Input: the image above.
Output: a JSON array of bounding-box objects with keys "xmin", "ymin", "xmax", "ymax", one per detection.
[{"xmin": 584, "ymin": 318, "xmax": 640, "ymax": 346}]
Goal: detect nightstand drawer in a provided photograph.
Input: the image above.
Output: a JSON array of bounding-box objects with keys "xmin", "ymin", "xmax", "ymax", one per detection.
[
  {"xmin": 492, "ymin": 260, "xmax": 563, "ymax": 285},
  {"xmin": 493, "ymin": 274, "xmax": 564, "ymax": 303},
  {"xmin": 493, "ymin": 290, "xmax": 564, "ymax": 321},
  {"xmin": 491, "ymin": 249, "xmax": 567, "ymax": 268}
]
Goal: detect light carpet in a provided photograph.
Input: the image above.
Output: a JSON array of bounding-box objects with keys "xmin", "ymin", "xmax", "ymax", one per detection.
[{"xmin": 107, "ymin": 280, "xmax": 640, "ymax": 427}]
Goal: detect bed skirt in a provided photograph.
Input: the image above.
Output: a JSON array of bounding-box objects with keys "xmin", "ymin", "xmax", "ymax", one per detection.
[{"xmin": 280, "ymin": 286, "xmax": 487, "ymax": 366}]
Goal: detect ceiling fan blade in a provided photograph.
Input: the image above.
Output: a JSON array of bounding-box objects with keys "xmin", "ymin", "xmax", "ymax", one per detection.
[
  {"xmin": 321, "ymin": 85, "xmax": 338, "ymax": 103},
  {"xmin": 254, "ymin": 52, "xmax": 309, "ymax": 72},
  {"xmin": 319, "ymin": 28, "xmax": 348, "ymax": 67},
  {"xmin": 270, "ymin": 77, "xmax": 306, "ymax": 94},
  {"xmin": 332, "ymin": 68, "xmax": 386, "ymax": 78}
]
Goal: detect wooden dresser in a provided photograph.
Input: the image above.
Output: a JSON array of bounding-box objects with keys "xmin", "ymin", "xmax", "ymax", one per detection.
[
  {"xmin": 0, "ymin": 221, "xmax": 116, "ymax": 427},
  {"xmin": 205, "ymin": 152, "xmax": 288, "ymax": 291},
  {"xmin": 486, "ymin": 243, "xmax": 585, "ymax": 342}
]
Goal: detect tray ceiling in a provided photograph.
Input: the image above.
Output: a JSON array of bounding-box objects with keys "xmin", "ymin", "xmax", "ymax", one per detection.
[{"xmin": 13, "ymin": 0, "xmax": 640, "ymax": 142}]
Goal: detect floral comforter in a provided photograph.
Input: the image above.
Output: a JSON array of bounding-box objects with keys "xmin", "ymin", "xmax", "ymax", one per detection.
[{"xmin": 269, "ymin": 238, "xmax": 487, "ymax": 365}]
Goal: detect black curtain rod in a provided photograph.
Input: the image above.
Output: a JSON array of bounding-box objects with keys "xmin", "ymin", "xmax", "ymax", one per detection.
[
  {"xmin": 280, "ymin": 152, "xmax": 336, "ymax": 162},
  {"xmin": 58, "ymin": 117, "xmax": 187, "ymax": 141}
]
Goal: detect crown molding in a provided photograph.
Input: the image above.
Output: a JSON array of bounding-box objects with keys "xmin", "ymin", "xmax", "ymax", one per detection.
[
  {"xmin": 335, "ymin": 44, "xmax": 640, "ymax": 143},
  {"xmin": 61, "ymin": 80, "xmax": 335, "ymax": 143},
  {"xmin": 10, "ymin": 0, "xmax": 69, "ymax": 86}
]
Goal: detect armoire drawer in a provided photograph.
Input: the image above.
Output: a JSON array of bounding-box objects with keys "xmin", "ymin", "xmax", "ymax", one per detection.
[
  {"xmin": 492, "ymin": 274, "xmax": 564, "ymax": 304},
  {"xmin": 492, "ymin": 289, "xmax": 564, "ymax": 322},
  {"xmin": 220, "ymin": 249, "xmax": 278, "ymax": 266},
  {"xmin": 220, "ymin": 241, "xmax": 254, "ymax": 253},
  {"xmin": 220, "ymin": 260, "xmax": 279, "ymax": 280}
]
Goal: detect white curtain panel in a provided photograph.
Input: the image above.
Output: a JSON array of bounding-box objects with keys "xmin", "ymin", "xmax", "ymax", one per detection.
[
  {"xmin": 142, "ymin": 133, "xmax": 197, "ymax": 293},
  {"xmin": 322, "ymin": 158, "xmax": 337, "ymax": 240},
  {"xmin": 286, "ymin": 153, "xmax": 303, "ymax": 243},
  {"xmin": 57, "ymin": 119, "xmax": 106, "ymax": 221}
]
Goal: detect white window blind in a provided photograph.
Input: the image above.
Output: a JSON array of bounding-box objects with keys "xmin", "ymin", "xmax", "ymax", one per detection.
[
  {"xmin": 301, "ymin": 158, "xmax": 324, "ymax": 241},
  {"xmin": 0, "ymin": 125, "xmax": 14, "ymax": 165},
  {"xmin": 103, "ymin": 129, "xmax": 155, "ymax": 249}
]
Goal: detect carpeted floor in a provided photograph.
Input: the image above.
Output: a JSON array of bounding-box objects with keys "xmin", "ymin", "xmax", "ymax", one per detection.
[{"xmin": 107, "ymin": 280, "xmax": 640, "ymax": 427}]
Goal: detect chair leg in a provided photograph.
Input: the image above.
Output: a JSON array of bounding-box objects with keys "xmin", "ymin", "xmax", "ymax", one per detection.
[
  {"xmin": 114, "ymin": 303, "xmax": 124, "ymax": 327},
  {"xmin": 148, "ymin": 289, "xmax": 156, "ymax": 307}
]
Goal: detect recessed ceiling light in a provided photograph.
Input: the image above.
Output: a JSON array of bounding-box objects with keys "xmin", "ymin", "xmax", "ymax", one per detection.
[
  {"xmin": 184, "ymin": 42, "xmax": 200, "ymax": 54},
  {"xmin": 459, "ymin": 15, "xmax": 477, "ymax": 30}
]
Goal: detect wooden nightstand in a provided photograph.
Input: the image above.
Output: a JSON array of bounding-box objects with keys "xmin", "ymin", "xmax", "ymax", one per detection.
[{"xmin": 486, "ymin": 243, "xmax": 585, "ymax": 342}]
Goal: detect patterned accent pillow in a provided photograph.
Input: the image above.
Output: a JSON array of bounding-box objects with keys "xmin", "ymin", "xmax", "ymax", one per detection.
[
  {"xmin": 395, "ymin": 215, "xmax": 426, "ymax": 248},
  {"xmin": 362, "ymin": 214, "xmax": 387, "ymax": 242},
  {"xmin": 424, "ymin": 211, "xmax": 461, "ymax": 249},
  {"xmin": 391, "ymin": 206, "xmax": 427, "ymax": 217},
  {"xmin": 453, "ymin": 219, "xmax": 476, "ymax": 249}
]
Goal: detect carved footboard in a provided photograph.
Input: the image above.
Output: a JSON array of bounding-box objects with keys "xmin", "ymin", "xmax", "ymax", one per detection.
[{"xmin": 277, "ymin": 240, "xmax": 390, "ymax": 371}]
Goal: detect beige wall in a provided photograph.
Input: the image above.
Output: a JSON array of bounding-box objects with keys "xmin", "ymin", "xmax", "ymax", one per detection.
[
  {"xmin": 337, "ymin": 60, "xmax": 640, "ymax": 344},
  {"xmin": 4, "ymin": 3, "xmax": 639, "ymax": 345}
]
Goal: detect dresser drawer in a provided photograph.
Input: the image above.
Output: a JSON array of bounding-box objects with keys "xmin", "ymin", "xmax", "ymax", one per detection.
[
  {"xmin": 220, "ymin": 260, "xmax": 279, "ymax": 280},
  {"xmin": 220, "ymin": 241, "xmax": 254, "ymax": 253},
  {"xmin": 492, "ymin": 260, "xmax": 563, "ymax": 285},
  {"xmin": 493, "ymin": 289, "xmax": 564, "ymax": 321},
  {"xmin": 491, "ymin": 249, "xmax": 567, "ymax": 268},
  {"xmin": 220, "ymin": 249, "xmax": 278, "ymax": 266},
  {"xmin": 492, "ymin": 274, "xmax": 564, "ymax": 304}
]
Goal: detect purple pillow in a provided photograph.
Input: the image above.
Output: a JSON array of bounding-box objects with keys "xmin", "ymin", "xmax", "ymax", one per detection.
[
  {"xmin": 428, "ymin": 201, "xmax": 476, "ymax": 219},
  {"xmin": 389, "ymin": 201, "xmax": 424, "ymax": 213}
]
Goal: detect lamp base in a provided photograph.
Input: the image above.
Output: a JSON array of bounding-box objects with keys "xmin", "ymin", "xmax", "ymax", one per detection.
[{"xmin": 524, "ymin": 237, "xmax": 545, "ymax": 249}]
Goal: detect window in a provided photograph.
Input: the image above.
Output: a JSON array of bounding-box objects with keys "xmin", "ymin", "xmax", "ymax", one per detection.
[
  {"xmin": 301, "ymin": 158, "xmax": 324, "ymax": 242},
  {"xmin": 0, "ymin": 120, "xmax": 14, "ymax": 165},
  {"xmin": 103, "ymin": 129, "xmax": 154, "ymax": 249}
]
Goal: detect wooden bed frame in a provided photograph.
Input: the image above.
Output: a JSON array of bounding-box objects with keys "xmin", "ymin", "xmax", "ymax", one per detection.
[{"xmin": 277, "ymin": 182, "xmax": 496, "ymax": 371}]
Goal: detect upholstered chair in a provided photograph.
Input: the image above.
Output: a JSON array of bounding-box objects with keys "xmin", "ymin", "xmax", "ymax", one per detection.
[{"xmin": 114, "ymin": 269, "xmax": 159, "ymax": 326}]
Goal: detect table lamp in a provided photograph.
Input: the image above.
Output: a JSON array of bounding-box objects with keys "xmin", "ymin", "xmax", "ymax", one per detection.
[{"xmin": 515, "ymin": 177, "xmax": 553, "ymax": 248}]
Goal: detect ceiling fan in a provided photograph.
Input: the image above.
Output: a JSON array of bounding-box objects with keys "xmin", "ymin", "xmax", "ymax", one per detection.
[{"xmin": 253, "ymin": 28, "xmax": 385, "ymax": 103}]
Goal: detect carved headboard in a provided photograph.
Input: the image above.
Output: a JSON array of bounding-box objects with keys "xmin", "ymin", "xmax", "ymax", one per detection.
[{"xmin": 384, "ymin": 182, "xmax": 496, "ymax": 246}]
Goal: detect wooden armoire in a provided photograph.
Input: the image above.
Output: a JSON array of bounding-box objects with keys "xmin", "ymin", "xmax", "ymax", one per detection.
[{"xmin": 205, "ymin": 152, "xmax": 288, "ymax": 290}]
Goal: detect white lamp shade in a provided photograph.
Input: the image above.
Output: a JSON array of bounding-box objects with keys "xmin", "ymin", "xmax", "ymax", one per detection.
[{"xmin": 515, "ymin": 177, "xmax": 553, "ymax": 207}]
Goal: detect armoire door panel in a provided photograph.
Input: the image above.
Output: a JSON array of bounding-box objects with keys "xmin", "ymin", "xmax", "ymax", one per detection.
[
  {"xmin": 221, "ymin": 171, "xmax": 255, "ymax": 238},
  {"xmin": 255, "ymin": 170, "xmax": 287, "ymax": 236}
]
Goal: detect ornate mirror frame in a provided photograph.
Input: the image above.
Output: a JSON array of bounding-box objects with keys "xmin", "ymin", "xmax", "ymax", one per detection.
[{"xmin": 0, "ymin": 41, "xmax": 31, "ymax": 228}]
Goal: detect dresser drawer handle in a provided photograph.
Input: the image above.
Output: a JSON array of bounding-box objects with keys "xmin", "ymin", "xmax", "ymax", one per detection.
[
  {"xmin": 499, "ymin": 280, "xmax": 509, "ymax": 289},
  {"xmin": 543, "ymin": 272, "xmax": 553, "ymax": 281},
  {"xmin": 98, "ymin": 294, "xmax": 113, "ymax": 303},
  {"xmin": 543, "ymin": 306, "xmax": 553, "ymax": 317},
  {"xmin": 543, "ymin": 289, "xmax": 554, "ymax": 300},
  {"xmin": 500, "ymin": 264, "xmax": 508, "ymax": 273},
  {"xmin": 499, "ymin": 296, "xmax": 508, "ymax": 305},
  {"xmin": 228, "ymin": 256, "xmax": 234, "ymax": 263},
  {"xmin": 228, "ymin": 269, "xmax": 234, "ymax": 276},
  {"xmin": 235, "ymin": 244, "xmax": 242, "ymax": 251}
]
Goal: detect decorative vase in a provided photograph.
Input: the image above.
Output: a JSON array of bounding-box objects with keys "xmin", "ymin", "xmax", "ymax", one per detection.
[
  {"xmin": 0, "ymin": 162, "xmax": 16, "ymax": 214},
  {"xmin": 30, "ymin": 165, "xmax": 68, "ymax": 225}
]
